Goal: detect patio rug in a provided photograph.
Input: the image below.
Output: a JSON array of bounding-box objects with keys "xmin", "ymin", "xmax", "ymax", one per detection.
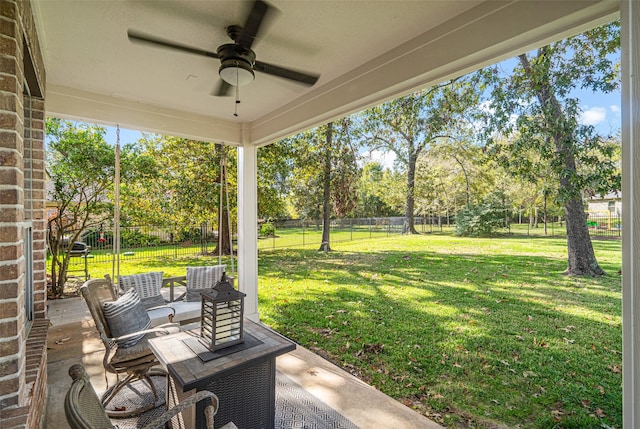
[
  {"xmin": 107, "ymin": 372, "xmax": 360, "ymax": 429},
  {"xmin": 275, "ymin": 371, "xmax": 360, "ymax": 429}
]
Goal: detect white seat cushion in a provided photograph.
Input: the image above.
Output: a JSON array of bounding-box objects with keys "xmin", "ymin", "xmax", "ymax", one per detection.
[{"xmin": 148, "ymin": 301, "xmax": 202, "ymax": 327}]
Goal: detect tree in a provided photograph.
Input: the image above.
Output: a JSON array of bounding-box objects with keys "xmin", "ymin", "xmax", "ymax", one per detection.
[
  {"xmin": 46, "ymin": 120, "xmax": 116, "ymax": 297},
  {"xmin": 354, "ymin": 162, "xmax": 397, "ymax": 217},
  {"xmin": 287, "ymin": 119, "xmax": 359, "ymax": 251},
  {"xmin": 362, "ymin": 74, "xmax": 485, "ymax": 234},
  {"xmin": 486, "ymin": 22, "xmax": 620, "ymax": 275},
  {"xmin": 123, "ymin": 135, "xmax": 239, "ymax": 255},
  {"xmin": 257, "ymin": 140, "xmax": 294, "ymax": 219}
]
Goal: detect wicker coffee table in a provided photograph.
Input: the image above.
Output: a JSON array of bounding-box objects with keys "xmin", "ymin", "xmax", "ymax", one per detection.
[{"xmin": 148, "ymin": 319, "xmax": 296, "ymax": 429}]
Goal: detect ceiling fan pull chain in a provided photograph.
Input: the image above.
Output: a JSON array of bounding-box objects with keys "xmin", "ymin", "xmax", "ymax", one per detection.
[{"xmin": 234, "ymin": 76, "xmax": 240, "ymax": 117}]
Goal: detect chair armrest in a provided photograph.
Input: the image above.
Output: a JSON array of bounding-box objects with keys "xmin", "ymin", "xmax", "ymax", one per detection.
[
  {"xmin": 112, "ymin": 325, "xmax": 179, "ymax": 342},
  {"xmin": 147, "ymin": 304, "xmax": 176, "ymax": 316},
  {"xmin": 162, "ymin": 275, "xmax": 187, "ymax": 302},
  {"xmin": 147, "ymin": 303, "xmax": 177, "ymax": 324},
  {"xmin": 143, "ymin": 390, "xmax": 220, "ymax": 429}
]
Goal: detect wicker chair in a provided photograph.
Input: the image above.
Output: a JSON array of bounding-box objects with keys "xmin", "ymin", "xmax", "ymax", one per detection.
[
  {"xmin": 65, "ymin": 364, "xmax": 238, "ymax": 429},
  {"xmin": 79, "ymin": 278, "xmax": 180, "ymax": 417}
]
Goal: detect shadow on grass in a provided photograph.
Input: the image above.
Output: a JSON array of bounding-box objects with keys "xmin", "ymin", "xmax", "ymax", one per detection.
[{"xmin": 258, "ymin": 245, "xmax": 622, "ymax": 428}]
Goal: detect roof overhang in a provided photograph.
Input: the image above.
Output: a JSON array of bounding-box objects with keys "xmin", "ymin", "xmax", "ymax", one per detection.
[{"xmin": 35, "ymin": 0, "xmax": 619, "ymax": 146}]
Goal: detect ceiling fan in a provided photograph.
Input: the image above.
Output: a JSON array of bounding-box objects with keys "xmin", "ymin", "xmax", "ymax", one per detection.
[{"xmin": 127, "ymin": 0, "xmax": 320, "ymax": 97}]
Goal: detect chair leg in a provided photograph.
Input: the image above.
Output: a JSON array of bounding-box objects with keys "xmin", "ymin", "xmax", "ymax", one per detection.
[{"xmin": 101, "ymin": 368, "xmax": 167, "ymax": 418}]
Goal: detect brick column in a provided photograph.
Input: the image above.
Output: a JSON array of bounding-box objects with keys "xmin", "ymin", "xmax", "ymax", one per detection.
[{"xmin": 0, "ymin": 0, "xmax": 26, "ymax": 410}]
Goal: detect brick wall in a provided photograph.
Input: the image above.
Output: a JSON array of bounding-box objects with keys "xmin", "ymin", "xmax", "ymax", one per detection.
[
  {"xmin": 0, "ymin": 0, "xmax": 48, "ymax": 427},
  {"xmin": 0, "ymin": 0, "xmax": 27, "ymax": 410}
]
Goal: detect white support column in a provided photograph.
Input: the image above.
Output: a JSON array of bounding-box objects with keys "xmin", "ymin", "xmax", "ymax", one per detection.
[
  {"xmin": 237, "ymin": 139, "xmax": 260, "ymax": 322},
  {"xmin": 621, "ymin": 0, "xmax": 639, "ymax": 427}
]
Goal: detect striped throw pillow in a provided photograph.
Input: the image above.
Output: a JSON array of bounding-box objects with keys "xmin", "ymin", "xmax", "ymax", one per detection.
[
  {"xmin": 186, "ymin": 265, "xmax": 226, "ymax": 302},
  {"xmin": 119, "ymin": 272, "xmax": 165, "ymax": 309},
  {"xmin": 103, "ymin": 288, "xmax": 151, "ymax": 348}
]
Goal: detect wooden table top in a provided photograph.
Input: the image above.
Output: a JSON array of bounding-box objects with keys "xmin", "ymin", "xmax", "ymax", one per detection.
[{"xmin": 148, "ymin": 319, "xmax": 296, "ymax": 391}]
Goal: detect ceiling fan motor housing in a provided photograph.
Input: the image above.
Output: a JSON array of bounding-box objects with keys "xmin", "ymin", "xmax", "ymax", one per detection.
[{"xmin": 217, "ymin": 44, "xmax": 256, "ymax": 86}]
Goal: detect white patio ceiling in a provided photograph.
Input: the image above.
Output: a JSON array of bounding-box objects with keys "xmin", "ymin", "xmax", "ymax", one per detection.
[{"xmin": 34, "ymin": 0, "xmax": 618, "ymax": 146}]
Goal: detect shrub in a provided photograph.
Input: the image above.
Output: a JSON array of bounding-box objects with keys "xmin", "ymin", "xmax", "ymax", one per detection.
[
  {"xmin": 120, "ymin": 229, "xmax": 161, "ymax": 247},
  {"xmin": 455, "ymin": 195, "xmax": 508, "ymax": 237},
  {"xmin": 260, "ymin": 221, "xmax": 276, "ymax": 237}
]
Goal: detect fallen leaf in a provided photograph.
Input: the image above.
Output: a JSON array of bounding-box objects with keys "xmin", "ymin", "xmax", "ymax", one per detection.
[
  {"xmin": 609, "ymin": 364, "xmax": 622, "ymax": 373},
  {"xmin": 595, "ymin": 408, "xmax": 606, "ymax": 418},
  {"xmin": 595, "ymin": 385, "xmax": 605, "ymax": 395},
  {"xmin": 452, "ymin": 362, "xmax": 462, "ymax": 368},
  {"xmin": 306, "ymin": 369, "xmax": 318, "ymax": 376},
  {"xmin": 432, "ymin": 393, "xmax": 444, "ymax": 399},
  {"xmin": 55, "ymin": 337, "xmax": 71, "ymax": 344}
]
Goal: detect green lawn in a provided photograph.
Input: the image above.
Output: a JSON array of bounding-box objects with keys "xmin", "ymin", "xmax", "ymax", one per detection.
[
  {"xmin": 62, "ymin": 233, "xmax": 622, "ymax": 428},
  {"xmin": 258, "ymin": 235, "xmax": 622, "ymax": 429}
]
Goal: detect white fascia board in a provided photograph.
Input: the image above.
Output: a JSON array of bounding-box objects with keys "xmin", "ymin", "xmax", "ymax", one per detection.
[{"xmin": 45, "ymin": 84, "xmax": 243, "ymax": 145}]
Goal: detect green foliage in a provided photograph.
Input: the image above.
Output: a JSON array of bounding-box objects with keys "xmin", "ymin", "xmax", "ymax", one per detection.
[
  {"xmin": 122, "ymin": 135, "xmax": 228, "ymax": 227},
  {"xmin": 361, "ymin": 72, "xmax": 487, "ymax": 233},
  {"xmin": 46, "ymin": 119, "xmax": 118, "ymax": 297},
  {"xmin": 257, "ymin": 141, "xmax": 294, "ymax": 219},
  {"xmin": 286, "ymin": 119, "xmax": 360, "ymax": 220},
  {"xmin": 484, "ymin": 22, "xmax": 620, "ymax": 275},
  {"xmin": 259, "ymin": 221, "xmax": 276, "ymax": 237},
  {"xmin": 454, "ymin": 193, "xmax": 509, "ymax": 236},
  {"xmin": 485, "ymin": 22, "xmax": 620, "ymax": 203},
  {"xmin": 354, "ymin": 162, "xmax": 401, "ymax": 217},
  {"xmin": 119, "ymin": 229, "xmax": 162, "ymax": 247}
]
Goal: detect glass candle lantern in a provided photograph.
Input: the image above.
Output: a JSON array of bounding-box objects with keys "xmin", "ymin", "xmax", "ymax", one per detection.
[{"xmin": 199, "ymin": 273, "xmax": 245, "ymax": 351}]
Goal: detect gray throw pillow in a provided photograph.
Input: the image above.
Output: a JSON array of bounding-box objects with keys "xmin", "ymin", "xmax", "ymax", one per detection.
[
  {"xmin": 119, "ymin": 272, "xmax": 165, "ymax": 309},
  {"xmin": 186, "ymin": 265, "xmax": 226, "ymax": 302},
  {"xmin": 103, "ymin": 288, "xmax": 151, "ymax": 348}
]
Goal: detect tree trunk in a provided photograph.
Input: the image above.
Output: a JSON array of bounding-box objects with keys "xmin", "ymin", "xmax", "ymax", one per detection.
[
  {"xmin": 543, "ymin": 193, "xmax": 548, "ymax": 235},
  {"xmin": 518, "ymin": 52, "xmax": 603, "ymax": 276},
  {"xmin": 213, "ymin": 146, "xmax": 233, "ymax": 256},
  {"xmin": 213, "ymin": 205, "xmax": 233, "ymax": 256},
  {"xmin": 564, "ymin": 196, "xmax": 604, "ymax": 275},
  {"xmin": 319, "ymin": 123, "xmax": 333, "ymax": 252},
  {"xmin": 403, "ymin": 154, "xmax": 419, "ymax": 234}
]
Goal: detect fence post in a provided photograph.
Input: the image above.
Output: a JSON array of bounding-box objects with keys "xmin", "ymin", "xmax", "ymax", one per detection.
[{"xmin": 350, "ymin": 219, "xmax": 353, "ymax": 241}]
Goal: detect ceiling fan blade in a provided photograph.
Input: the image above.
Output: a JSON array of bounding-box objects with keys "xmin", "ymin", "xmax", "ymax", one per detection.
[
  {"xmin": 254, "ymin": 60, "xmax": 320, "ymax": 86},
  {"xmin": 212, "ymin": 80, "xmax": 232, "ymax": 97},
  {"xmin": 237, "ymin": 0, "xmax": 272, "ymax": 49},
  {"xmin": 128, "ymin": 30, "xmax": 220, "ymax": 59}
]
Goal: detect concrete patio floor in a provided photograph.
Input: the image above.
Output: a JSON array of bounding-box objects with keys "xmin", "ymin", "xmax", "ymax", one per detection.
[{"xmin": 45, "ymin": 295, "xmax": 442, "ymax": 429}]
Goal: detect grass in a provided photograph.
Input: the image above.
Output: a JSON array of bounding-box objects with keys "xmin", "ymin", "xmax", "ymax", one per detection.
[
  {"xmin": 257, "ymin": 234, "xmax": 622, "ymax": 429},
  {"xmin": 62, "ymin": 233, "xmax": 622, "ymax": 428}
]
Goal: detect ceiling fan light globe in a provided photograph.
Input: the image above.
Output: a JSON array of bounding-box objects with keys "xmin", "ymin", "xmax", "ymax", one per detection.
[{"xmin": 219, "ymin": 61, "xmax": 255, "ymax": 86}]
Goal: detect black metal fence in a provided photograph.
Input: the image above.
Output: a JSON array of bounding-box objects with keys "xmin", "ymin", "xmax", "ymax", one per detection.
[{"xmin": 61, "ymin": 213, "xmax": 621, "ymax": 270}]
